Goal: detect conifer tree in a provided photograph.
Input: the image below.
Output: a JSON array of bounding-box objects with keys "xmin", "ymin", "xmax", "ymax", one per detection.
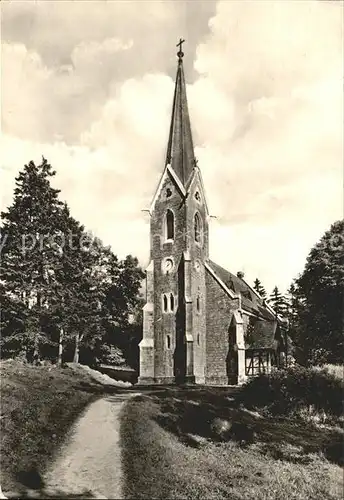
[
  {"xmin": 253, "ymin": 278, "xmax": 267, "ymax": 298},
  {"xmin": 285, "ymin": 282, "xmax": 299, "ymax": 327},
  {"xmin": 0, "ymin": 159, "xmax": 63, "ymax": 360},
  {"xmin": 269, "ymin": 286, "xmax": 288, "ymax": 318},
  {"xmin": 1, "ymin": 158, "xmax": 145, "ymax": 366}
]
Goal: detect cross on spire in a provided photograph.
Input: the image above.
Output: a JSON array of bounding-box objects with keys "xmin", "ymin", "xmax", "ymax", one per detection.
[{"xmin": 176, "ymin": 38, "xmax": 185, "ymax": 60}]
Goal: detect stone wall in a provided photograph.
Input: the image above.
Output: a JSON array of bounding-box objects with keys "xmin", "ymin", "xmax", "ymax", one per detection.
[
  {"xmin": 150, "ymin": 172, "xmax": 186, "ymax": 380},
  {"xmin": 205, "ymin": 270, "xmax": 239, "ymax": 384}
]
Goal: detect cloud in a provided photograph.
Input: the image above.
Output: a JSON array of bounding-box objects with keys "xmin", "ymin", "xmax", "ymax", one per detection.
[
  {"xmin": 1, "ymin": 43, "xmax": 52, "ymax": 141},
  {"xmin": 1, "ymin": 38, "xmax": 136, "ymax": 143},
  {"xmin": 0, "ymin": 132, "xmax": 151, "ymax": 261},
  {"xmin": 185, "ymin": 0, "xmax": 343, "ymax": 290},
  {"xmin": 1, "ymin": 0, "xmax": 343, "ymax": 292},
  {"xmin": 0, "ymin": 69, "xmax": 176, "ymax": 262},
  {"xmin": 71, "ymin": 37, "xmax": 134, "ymax": 71},
  {"xmin": 1, "ymin": 0, "xmax": 215, "ymax": 145},
  {"xmin": 1, "ymin": 0, "xmax": 215, "ymax": 142}
]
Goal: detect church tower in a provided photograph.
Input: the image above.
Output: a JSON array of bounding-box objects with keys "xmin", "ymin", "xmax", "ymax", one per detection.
[{"xmin": 139, "ymin": 40, "xmax": 209, "ymax": 384}]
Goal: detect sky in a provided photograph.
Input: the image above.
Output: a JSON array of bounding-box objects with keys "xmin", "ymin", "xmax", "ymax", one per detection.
[{"xmin": 1, "ymin": 0, "xmax": 343, "ymax": 293}]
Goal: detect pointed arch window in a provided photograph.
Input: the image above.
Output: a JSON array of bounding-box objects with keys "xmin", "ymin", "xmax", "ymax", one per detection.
[
  {"xmin": 196, "ymin": 295, "xmax": 201, "ymax": 312},
  {"xmin": 163, "ymin": 294, "xmax": 168, "ymax": 312},
  {"xmin": 194, "ymin": 213, "xmax": 202, "ymax": 243},
  {"xmin": 170, "ymin": 293, "xmax": 175, "ymax": 312},
  {"xmin": 166, "ymin": 209, "xmax": 174, "ymax": 240},
  {"xmin": 163, "ymin": 293, "xmax": 176, "ymax": 313}
]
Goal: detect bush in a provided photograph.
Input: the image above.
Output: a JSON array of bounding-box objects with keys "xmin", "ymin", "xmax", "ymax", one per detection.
[
  {"xmin": 239, "ymin": 365, "xmax": 343, "ymax": 419},
  {"xmin": 322, "ymin": 364, "xmax": 343, "ymax": 380}
]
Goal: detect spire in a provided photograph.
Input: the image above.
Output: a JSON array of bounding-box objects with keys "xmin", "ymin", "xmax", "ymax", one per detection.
[{"xmin": 165, "ymin": 39, "xmax": 196, "ymax": 186}]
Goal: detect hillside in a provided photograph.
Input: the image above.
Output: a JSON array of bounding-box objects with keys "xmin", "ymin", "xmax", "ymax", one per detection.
[{"xmin": 0, "ymin": 360, "xmax": 104, "ymax": 492}]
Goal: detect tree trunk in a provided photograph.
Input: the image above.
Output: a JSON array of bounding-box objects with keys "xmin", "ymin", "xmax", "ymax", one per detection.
[
  {"xmin": 73, "ymin": 333, "xmax": 80, "ymax": 363},
  {"xmin": 33, "ymin": 291, "xmax": 42, "ymax": 363},
  {"xmin": 58, "ymin": 327, "xmax": 64, "ymax": 366}
]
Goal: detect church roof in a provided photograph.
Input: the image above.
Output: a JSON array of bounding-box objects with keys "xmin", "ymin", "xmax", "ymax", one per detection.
[
  {"xmin": 206, "ymin": 260, "xmax": 291, "ymax": 350},
  {"xmin": 165, "ymin": 43, "xmax": 195, "ymax": 186},
  {"xmin": 207, "ymin": 260, "xmax": 276, "ymax": 321},
  {"xmin": 245, "ymin": 320, "xmax": 278, "ymax": 350}
]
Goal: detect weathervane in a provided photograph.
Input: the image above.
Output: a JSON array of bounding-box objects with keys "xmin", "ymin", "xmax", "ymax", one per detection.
[{"xmin": 176, "ymin": 38, "xmax": 185, "ymax": 60}]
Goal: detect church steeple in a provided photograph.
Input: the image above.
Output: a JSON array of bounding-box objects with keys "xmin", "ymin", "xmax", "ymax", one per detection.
[{"xmin": 165, "ymin": 39, "xmax": 196, "ymax": 186}]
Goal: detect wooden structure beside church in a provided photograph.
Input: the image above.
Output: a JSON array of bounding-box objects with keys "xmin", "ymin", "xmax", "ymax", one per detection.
[{"xmin": 139, "ymin": 42, "xmax": 287, "ymax": 385}]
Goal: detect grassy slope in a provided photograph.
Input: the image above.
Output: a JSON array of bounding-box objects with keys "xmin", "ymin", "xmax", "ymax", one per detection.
[
  {"xmin": 0, "ymin": 360, "xmax": 105, "ymax": 491},
  {"xmin": 120, "ymin": 390, "xmax": 343, "ymax": 500}
]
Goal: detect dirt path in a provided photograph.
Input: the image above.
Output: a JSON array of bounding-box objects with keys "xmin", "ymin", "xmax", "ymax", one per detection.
[{"xmin": 43, "ymin": 393, "xmax": 138, "ymax": 499}]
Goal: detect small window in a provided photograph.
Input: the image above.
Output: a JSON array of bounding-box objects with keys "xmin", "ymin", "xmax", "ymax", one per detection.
[
  {"xmin": 163, "ymin": 294, "xmax": 168, "ymax": 312},
  {"xmin": 170, "ymin": 293, "xmax": 175, "ymax": 312},
  {"xmin": 166, "ymin": 188, "xmax": 172, "ymax": 198},
  {"xmin": 196, "ymin": 295, "xmax": 200, "ymax": 312},
  {"xmin": 166, "ymin": 210, "xmax": 174, "ymax": 240},
  {"xmin": 195, "ymin": 191, "xmax": 201, "ymax": 202},
  {"xmin": 167, "ymin": 335, "xmax": 171, "ymax": 349},
  {"xmin": 197, "ymin": 334, "xmax": 200, "ymax": 346},
  {"xmin": 194, "ymin": 213, "xmax": 202, "ymax": 243}
]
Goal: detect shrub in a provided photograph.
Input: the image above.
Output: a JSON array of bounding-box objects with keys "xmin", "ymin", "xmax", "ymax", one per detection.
[
  {"xmin": 322, "ymin": 364, "xmax": 343, "ymax": 380},
  {"xmin": 210, "ymin": 418, "xmax": 232, "ymax": 440},
  {"xmin": 239, "ymin": 365, "xmax": 343, "ymax": 419}
]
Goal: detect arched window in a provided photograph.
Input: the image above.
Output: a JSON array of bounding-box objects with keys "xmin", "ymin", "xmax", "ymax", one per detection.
[
  {"xmin": 194, "ymin": 213, "xmax": 202, "ymax": 243},
  {"xmin": 196, "ymin": 295, "xmax": 200, "ymax": 312},
  {"xmin": 170, "ymin": 293, "xmax": 175, "ymax": 312},
  {"xmin": 166, "ymin": 335, "xmax": 171, "ymax": 349},
  {"xmin": 163, "ymin": 294, "xmax": 168, "ymax": 312},
  {"xmin": 166, "ymin": 210, "xmax": 174, "ymax": 240}
]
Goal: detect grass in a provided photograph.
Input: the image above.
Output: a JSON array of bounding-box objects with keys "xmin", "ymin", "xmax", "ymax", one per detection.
[
  {"xmin": 120, "ymin": 388, "xmax": 343, "ymax": 500},
  {"xmin": 0, "ymin": 359, "xmax": 106, "ymax": 492}
]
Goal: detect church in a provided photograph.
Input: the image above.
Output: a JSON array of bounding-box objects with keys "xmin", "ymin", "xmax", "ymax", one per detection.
[{"xmin": 139, "ymin": 42, "xmax": 287, "ymax": 386}]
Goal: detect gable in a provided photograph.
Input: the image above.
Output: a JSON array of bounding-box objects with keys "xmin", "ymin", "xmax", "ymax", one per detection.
[
  {"xmin": 204, "ymin": 261, "xmax": 237, "ymax": 300},
  {"xmin": 185, "ymin": 167, "xmax": 210, "ymax": 216},
  {"xmin": 207, "ymin": 260, "xmax": 276, "ymax": 321},
  {"xmin": 150, "ymin": 164, "xmax": 186, "ymax": 213}
]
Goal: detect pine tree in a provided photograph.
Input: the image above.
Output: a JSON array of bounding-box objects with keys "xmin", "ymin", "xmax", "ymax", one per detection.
[
  {"xmin": 253, "ymin": 278, "xmax": 267, "ymax": 298},
  {"xmin": 0, "ymin": 159, "xmax": 64, "ymax": 360},
  {"xmin": 46, "ymin": 204, "xmax": 86, "ymax": 364},
  {"xmin": 285, "ymin": 282, "xmax": 300, "ymax": 327},
  {"xmin": 269, "ymin": 286, "xmax": 288, "ymax": 318},
  {"xmin": 1, "ymin": 158, "xmax": 145, "ymax": 366}
]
